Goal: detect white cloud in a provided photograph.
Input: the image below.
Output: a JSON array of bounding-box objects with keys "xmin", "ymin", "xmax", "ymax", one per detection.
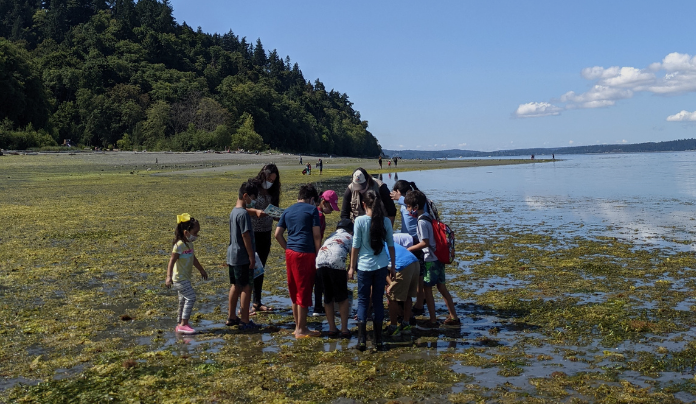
[
  {"xmin": 515, "ymin": 102, "xmax": 562, "ymax": 118},
  {"xmin": 458, "ymin": 142, "xmax": 467, "ymax": 147},
  {"xmin": 398, "ymin": 144, "xmax": 404, "ymax": 148},
  {"xmin": 569, "ymin": 140, "xmax": 574, "ymax": 144},
  {"xmin": 560, "ymin": 85, "xmax": 633, "ymax": 109},
  {"xmin": 622, "ymin": 139, "xmax": 627, "ymax": 143},
  {"xmin": 654, "ymin": 52, "xmax": 696, "ymax": 72},
  {"xmin": 581, "ymin": 66, "xmax": 620, "ymax": 80},
  {"xmin": 599, "ymin": 67, "xmax": 654, "ymax": 88},
  {"xmin": 516, "ymin": 52, "xmax": 696, "ymax": 118},
  {"xmin": 666, "ymin": 110, "xmax": 696, "ymax": 121}
]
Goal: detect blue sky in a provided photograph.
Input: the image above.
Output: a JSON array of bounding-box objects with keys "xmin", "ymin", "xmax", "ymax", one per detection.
[{"xmin": 169, "ymin": 1, "xmax": 696, "ymax": 152}]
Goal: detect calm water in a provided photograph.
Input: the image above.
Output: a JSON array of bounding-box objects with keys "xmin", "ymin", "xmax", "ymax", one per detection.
[{"xmin": 381, "ymin": 152, "xmax": 696, "ymax": 250}]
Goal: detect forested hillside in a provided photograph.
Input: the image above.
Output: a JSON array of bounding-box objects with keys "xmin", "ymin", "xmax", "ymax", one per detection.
[{"xmin": 0, "ymin": 0, "xmax": 381, "ymax": 155}]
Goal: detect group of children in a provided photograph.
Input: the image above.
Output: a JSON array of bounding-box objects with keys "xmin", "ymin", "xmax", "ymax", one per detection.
[{"xmin": 166, "ymin": 165, "xmax": 458, "ymax": 350}]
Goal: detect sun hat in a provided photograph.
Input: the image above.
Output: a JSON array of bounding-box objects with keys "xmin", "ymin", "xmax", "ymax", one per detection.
[
  {"xmin": 321, "ymin": 190, "xmax": 340, "ymax": 211},
  {"xmin": 351, "ymin": 170, "xmax": 368, "ymax": 191}
]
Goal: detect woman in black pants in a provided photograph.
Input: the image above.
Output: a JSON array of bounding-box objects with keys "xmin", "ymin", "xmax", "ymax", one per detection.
[{"xmin": 247, "ymin": 164, "xmax": 281, "ymax": 313}]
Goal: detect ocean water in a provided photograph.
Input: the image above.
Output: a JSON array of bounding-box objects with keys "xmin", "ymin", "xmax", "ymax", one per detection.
[{"xmin": 380, "ymin": 152, "xmax": 696, "ymax": 250}]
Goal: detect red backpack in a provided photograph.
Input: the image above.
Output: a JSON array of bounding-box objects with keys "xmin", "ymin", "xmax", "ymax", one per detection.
[{"xmin": 418, "ymin": 214, "xmax": 456, "ymax": 265}]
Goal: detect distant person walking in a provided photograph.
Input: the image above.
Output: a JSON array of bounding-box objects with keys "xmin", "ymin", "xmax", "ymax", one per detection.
[
  {"xmin": 300, "ymin": 156, "xmax": 303, "ymax": 165},
  {"xmin": 317, "ymin": 159, "xmax": 323, "ymax": 175},
  {"xmin": 378, "ymin": 156, "xmax": 383, "ymax": 169}
]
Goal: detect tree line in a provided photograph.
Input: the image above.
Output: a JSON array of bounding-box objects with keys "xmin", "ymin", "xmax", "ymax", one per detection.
[{"xmin": 0, "ymin": 0, "xmax": 382, "ymax": 156}]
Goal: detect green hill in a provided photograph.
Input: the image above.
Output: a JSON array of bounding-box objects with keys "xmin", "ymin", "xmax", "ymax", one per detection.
[{"xmin": 0, "ymin": 0, "xmax": 381, "ymax": 155}]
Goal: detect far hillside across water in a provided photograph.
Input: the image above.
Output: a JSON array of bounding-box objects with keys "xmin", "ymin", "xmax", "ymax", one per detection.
[{"xmin": 385, "ymin": 138, "xmax": 696, "ymax": 159}]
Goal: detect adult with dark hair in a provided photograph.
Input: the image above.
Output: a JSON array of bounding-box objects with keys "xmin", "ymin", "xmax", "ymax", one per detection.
[
  {"xmin": 348, "ymin": 190, "xmax": 395, "ymax": 351},
  {"xmin": 340, "ymin": 168, "xmax": 396, "ymax": 225},
  {"xmin": 275, "ymin": 184, "xmax": 322, "ymax": 339},
  {"xmin": 247, "ymin": 163, "xmax": 281, "ymax": 313}
]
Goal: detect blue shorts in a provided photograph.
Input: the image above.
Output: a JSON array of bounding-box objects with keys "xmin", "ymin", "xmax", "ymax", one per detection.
[{"xmin": 423, "ymin": 260, "xmax": 445, "ymax": 287}]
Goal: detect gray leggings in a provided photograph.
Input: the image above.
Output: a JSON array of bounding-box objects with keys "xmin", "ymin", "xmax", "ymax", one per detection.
[{"xmin": 173, "ymin": 280, "xmax": 196, "ymax": 322}]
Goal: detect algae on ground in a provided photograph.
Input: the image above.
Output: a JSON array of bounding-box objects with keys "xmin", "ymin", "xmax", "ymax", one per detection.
[{"xmin": 3, "ymin": 153, "xmax": 696, "ymax": 403}]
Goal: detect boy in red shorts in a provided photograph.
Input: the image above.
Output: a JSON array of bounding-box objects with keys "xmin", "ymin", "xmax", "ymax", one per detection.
[{"xmin": 275, "ymin": 184, "xmax": 322, "ymax": 338}]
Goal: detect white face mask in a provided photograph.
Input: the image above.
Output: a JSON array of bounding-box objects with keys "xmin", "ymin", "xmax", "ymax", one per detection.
[
  {"xmin": 262, "ymin": 181, "xmax": 274, "ymax": 190},
  {"xmin": 187, "ymin": 234, "xmax": 198, "ymax": 242}
]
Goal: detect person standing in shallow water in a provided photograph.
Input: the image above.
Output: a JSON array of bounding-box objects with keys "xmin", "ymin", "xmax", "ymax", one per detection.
[
  {"xmin": 349, "ymin": 190, "xmax": 395, "ymax": 351},
  {"xmin": 275, "ymin": 184, "xmax": 322, "ymax": 339},
  {"xmin": 378, "ymin": 156, "xmax": 383, "ymax": 169},
  {"xmin": 246, "ymin": 164, "xmax": 281, "ymax": 314}
]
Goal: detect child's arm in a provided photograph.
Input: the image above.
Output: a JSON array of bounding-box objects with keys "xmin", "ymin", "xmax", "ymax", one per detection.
[
  {"xmin": 313, "ymin": 225, "xmax": 321, "ymax": 253},
  {"xmin": 274, "ymin": 226, "xmax": 287, "ymax": 250},
  {"xmin": 385, "ymin": 273, "xmax": 394, "ymax": 293},
  {"xmin": 348, "ymin": 247, "xmax": 359, "ymax": 280},
  {"xmin": 242, "ymin": 231, "xmax": 256, "ymax": 269},
  {"xmin": 246, "ymin": 208, "xmax": 268, "ymax": 218},
  {"xmin": 193, "ymin": 256, "xmax": 208, "ymax": 280},
  {"xmin": 388, "ymin": 245, "xmax": 396, "ymax": 280},
  {"xmin": 408, "ymin": 239, "xmax": 428, "ymax": 252},
  {"xmin": 166, "ymin": 252, "xmax": 179, "ymax": 288}
]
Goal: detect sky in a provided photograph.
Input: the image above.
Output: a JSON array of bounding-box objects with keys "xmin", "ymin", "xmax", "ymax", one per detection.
[{"xmin": 168, "ymin": 0, "xmax": 696, "ymax": 152}]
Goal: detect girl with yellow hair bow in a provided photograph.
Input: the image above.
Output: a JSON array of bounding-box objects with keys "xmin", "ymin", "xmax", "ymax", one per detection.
[{"xmin": 166, "ymin": 213, "xmax": 208, "ymax": 335}]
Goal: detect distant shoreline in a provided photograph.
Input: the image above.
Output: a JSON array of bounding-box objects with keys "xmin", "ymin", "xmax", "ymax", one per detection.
[{"xmin": 0, "ymin": 151, "xmax": 549, "ymax": 178}]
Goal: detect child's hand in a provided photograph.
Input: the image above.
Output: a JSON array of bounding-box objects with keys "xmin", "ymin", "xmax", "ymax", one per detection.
[
  {"xmin": 199, "ymin": 269, "xmax": 208, "ymax": 280},
  {"xmin": 347, "ymin": 268, "xmax": 355, "ymax": 280},
  {"xmin": 165, "ymin": 276, "xmax": 172, "ymax": 288},
  {"xmin": 249, "ymin": 256, "xmax": 256, "ymax": 270},
  {"xmin": 386, "ymin": 283, "xmax": 393, "ymax": 293},
  {"xmin": 253, "ymin": 209, "xmax": 268, "ymax": 218}
]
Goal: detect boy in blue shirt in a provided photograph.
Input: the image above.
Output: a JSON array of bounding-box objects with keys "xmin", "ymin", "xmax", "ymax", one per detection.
[{"xmin": 275, "ymin": 184, "xmax": 322, "ymax": 338}]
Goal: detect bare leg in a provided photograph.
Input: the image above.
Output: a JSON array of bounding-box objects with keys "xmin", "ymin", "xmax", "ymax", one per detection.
[
  {"xmin": 240, "ymin": 285, "xmax": 252, "ymax": 323},
  {"xmin": 292, "ymin": 303, "xmax": 299, "ymax": 334},
  {"xmin": 414, "ymin": 276, "xmax": 425, "ymax": 310},
  {"xmin": 324, "ymin": 301, "xmax": 337, "ymax": 332},
  {"xmin": 403, "ymin": 297, "xmax": 413, "ymax": 322},
  {"xmin": 338, "ymin": 299, "xmax": 350, "ymax": 333},
  {"xmin": 424, "ymin": 286, "xmax": 436, "ymax": 322},
  {"xmin": 388, "ymin": 298, "xmax": 400, "ymax": 326},
  {"xmin": 437, "ymin": 283, "xmax": 458, "ymax": 319},
  {"xmin": 228, "ymin": 285, "xmax": 241, "ymax": 320},
  {"xmin": 295, "ymin": 306, "xmax": 314, "ymax": 336}
]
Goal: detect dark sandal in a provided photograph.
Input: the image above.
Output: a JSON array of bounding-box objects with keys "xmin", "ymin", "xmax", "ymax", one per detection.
[
  {"xmin": 225, "ymin": 318, "xmax": 240, "ymax": 327},
  {"xmin": 340, "ymin": 331, "xmax": 352, "ymax": 339},
  {"xmin": 327, "ymin": 330, "xmax": 340, "ymax": 338}
]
